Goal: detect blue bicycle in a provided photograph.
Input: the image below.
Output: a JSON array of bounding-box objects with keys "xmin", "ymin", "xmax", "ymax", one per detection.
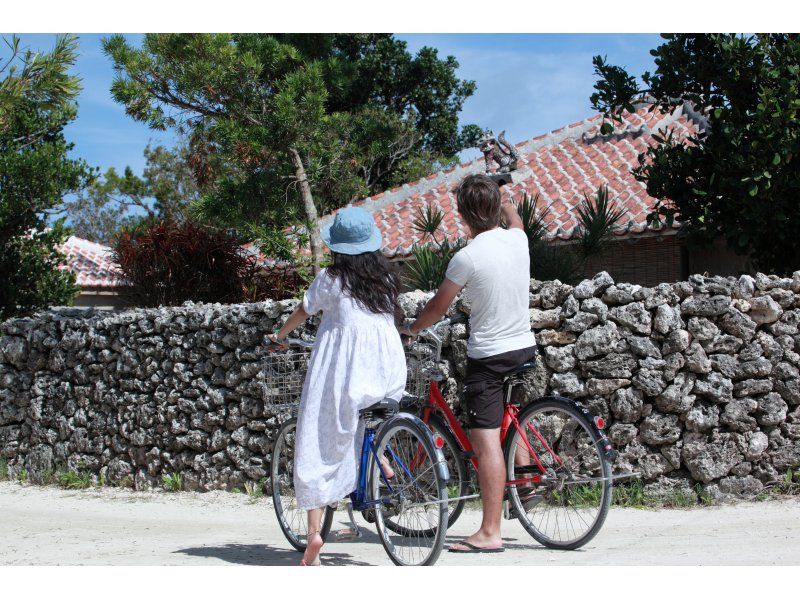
[{"xmin": 268, "ymin": 339, "xmax": 450, "ymax": 566}]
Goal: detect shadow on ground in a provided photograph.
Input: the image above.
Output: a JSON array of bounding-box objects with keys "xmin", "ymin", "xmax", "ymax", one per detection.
[{"xmin": 175, "ymin": 543, "xmax": 371, "ymax": 566}]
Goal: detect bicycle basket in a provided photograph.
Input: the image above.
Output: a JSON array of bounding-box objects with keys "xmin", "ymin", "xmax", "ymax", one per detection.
[
  {"xmin": 405, "ymin": 343, "xmax": 443, "ymax": 400},
  {"xmin": 259, "ymin": 348, "xmax": 313, "ymax": 413}
]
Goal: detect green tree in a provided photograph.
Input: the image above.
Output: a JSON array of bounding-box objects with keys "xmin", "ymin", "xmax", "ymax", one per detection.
[
  {"xmin": 63, "ymin": 139, "xmax": 200, "ymax": 244},
  {"xmin": 590, "ymin": 33, "xmax": 800, "ymax": 275},
  {"xmin": 0, "ymin": 35, "xmax": 92, "ymax": 320},
  {"xmin": 102, "ymin": 34, "xmax": 478, "ymax": 270}
]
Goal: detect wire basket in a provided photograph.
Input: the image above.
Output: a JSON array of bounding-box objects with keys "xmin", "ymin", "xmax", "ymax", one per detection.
[
  {"xmin": 259, "ymin": 348, "xmax": 313, "ymax": 413},
  {"xmin": 405, "ymin": 343, "xmax": 442, "ymax": 400}
]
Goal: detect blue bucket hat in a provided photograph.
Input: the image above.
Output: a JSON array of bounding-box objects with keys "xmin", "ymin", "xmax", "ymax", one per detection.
[{"xmin": 321, "ymin": 206, "xmax": 382, "ymax": 255}]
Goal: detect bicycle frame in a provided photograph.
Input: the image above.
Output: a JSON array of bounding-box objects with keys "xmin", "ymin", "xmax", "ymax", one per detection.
[
  {"xmin": 349, "ymin": 425, "xmax": 395, "ymax": 511},
  {"xmin": 417, "ymin": 379, "xmax": 553, "ymax": 488}
]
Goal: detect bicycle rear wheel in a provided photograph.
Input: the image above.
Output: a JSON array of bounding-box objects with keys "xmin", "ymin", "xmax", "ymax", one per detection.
[
  {"xmin": 504, "ymin": 397, "xmax": 612, "ymax": 550},
  {"xmin": 370, "ymin": 413, "xmax": 449, "ymax": 565},
  {"xmin": 270, "ymin": 417, "xmax": 334, "ymax": 552}
]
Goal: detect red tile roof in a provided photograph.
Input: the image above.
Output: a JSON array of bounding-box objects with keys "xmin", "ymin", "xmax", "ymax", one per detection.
[
  {"xmin": 58, "ymin": 236, "xmax": 124, "ymax": 288},
  {"xmin": 319, "ymin": 101, "xmax": 708, "ymax": 258}
]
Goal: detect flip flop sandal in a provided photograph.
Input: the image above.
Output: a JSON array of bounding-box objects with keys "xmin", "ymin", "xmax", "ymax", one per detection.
[{"xmin": 447, "ymin": 541, "xmax": 505, "ymax": 553}]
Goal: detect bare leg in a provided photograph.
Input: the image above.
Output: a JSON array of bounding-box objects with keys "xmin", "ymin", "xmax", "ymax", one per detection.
[
  {"xmin": 302, "ymin": 508, "xmax": 325, "ymax": 565},
  {"xmin": 449, "ymin": 427, "xmax": 504, "ymax": 550}
]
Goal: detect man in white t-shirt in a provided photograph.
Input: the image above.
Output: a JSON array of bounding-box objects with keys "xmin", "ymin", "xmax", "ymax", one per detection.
[{"xmin": 401, "ymin": 174, "xmax": 536, "ymax": 553}]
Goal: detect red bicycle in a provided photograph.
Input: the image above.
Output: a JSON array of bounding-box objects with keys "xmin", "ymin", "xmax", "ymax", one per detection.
[{"xmin": 403, "ymin": 314, "xmax": 620, "ymax": 550}]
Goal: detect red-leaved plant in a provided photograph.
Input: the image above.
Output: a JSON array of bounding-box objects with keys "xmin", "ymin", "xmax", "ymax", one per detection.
[{"xmin": 113, "ymin": 219, "xmax": 303, "ymax": 306}]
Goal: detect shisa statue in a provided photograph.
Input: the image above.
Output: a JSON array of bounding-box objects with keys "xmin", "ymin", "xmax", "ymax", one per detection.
[{"xmin": 477, "ymin": 129, "xmax": 519, "ymax": 174}]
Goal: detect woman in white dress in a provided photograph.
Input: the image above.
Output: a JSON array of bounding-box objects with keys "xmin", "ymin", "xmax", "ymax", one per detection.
[{"xmin": 267, "ymin": 206, "xmax": 407, "ymax": 566}]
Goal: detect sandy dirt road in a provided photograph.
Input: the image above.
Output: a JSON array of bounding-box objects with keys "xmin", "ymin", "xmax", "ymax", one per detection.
[{"xmin": 1, "ymin": 481, "xmax": 798, "ymax": 566}]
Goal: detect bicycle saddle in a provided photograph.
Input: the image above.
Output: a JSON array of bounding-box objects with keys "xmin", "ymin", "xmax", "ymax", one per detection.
[
  {"xmin": 505, "ymin": 360, "xmax": 537, "ymax": 381},
  {"xmin": 359, "ymin": 398, "xmax": 400, "ymax": 419}
]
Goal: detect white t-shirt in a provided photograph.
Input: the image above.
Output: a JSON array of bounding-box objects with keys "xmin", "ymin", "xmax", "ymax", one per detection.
[{"xmin": 445, "ymin": 227, "xmax": 536, "ymax": 359}]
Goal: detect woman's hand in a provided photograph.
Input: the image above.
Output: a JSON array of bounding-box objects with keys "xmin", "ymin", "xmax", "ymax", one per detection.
[{"xmin": 267, "ymin": 333, "xmax": 290, "ymax": 350}]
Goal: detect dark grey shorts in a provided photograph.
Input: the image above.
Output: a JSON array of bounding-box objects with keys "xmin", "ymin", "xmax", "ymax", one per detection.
[{"xmin": 463, "ymin": 345, "xmax": 538, "ymax": 429}]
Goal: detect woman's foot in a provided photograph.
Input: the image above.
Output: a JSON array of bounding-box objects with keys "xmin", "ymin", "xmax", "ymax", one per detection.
[
  {"xmin": 301, "ymin": 530, "xmax": 324, "ymax": 566},
  {"xmin": 379, "ymin": 454, "xmax": 395, "ymax": 480}
]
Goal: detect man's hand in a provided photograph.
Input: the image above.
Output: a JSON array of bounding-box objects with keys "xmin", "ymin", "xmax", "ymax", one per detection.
[
  {"xmin": 398, "ymin": 324, "xmax": 418, "ymax": 344},
  {"xmin": 500, "ymin": 189, "xmax": 524, "ymax": 231},
  {"xmin": 410, "ymin": 278, "xmax": 463, "ymax": 335}
]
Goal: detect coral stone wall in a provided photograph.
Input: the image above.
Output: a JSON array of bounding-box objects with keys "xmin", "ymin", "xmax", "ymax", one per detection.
[{"xmin": 2, "ymin": 271, "xmax": 800, "ymax": 499}]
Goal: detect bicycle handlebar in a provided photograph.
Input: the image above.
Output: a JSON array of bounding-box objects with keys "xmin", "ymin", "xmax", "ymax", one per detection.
[{"xmin": 265, "ymin": 336, "xmax": 315, "ymax": 349}]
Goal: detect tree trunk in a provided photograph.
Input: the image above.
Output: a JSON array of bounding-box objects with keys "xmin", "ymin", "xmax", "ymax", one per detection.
[{"xmin": 289, "ymin": 147, "xmax": 324, "ymax": 274}]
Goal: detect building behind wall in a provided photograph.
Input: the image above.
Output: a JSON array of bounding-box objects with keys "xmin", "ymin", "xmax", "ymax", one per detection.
[{"xmin": 318, "ymin": 101, "xmax": 757, "ymax": 287}]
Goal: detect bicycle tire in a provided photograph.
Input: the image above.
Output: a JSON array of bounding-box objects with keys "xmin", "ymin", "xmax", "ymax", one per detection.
[
  {"xmin": 421, "ymin": 414, "xmax": 471, "ymax": 530},
  {"xmin": 504, "ymin": 396, "xmax": 612, "ymax": 550},
  {"xmin": 270, "ymin": 417, "xmax": 334, "ymax": 552},
  {"xmin": 370, "ymin": 413, "xmax": 449, "ymax": 565}
]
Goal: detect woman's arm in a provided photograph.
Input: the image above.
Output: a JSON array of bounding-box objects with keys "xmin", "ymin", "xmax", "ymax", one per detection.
[{"xmin": 267, "ymin": 304, "xmax": 310, "ymax": 347}]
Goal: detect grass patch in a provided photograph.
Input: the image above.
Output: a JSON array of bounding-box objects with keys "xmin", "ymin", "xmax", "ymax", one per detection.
[
  {"xmin": 0, "ymin": 458, "xmax": 8, "ymax": 481},
  {"xmin": 244, "ymin": 478, "xmax": 267, "ymax": 501},
  {"xmin": 57, "ymin": 469, "xmax": 92, "ymax": 489},
  {"xmin": 161, "ymin": 472, "xmax": 184, "ymax": 492},
  {"xmin": 16, "ymin": 468, "xmax": 28, "ymax": 483}
]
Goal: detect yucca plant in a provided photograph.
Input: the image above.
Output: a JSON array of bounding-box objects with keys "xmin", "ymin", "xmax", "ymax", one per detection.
[
  {"xmin": 516, "ymin": 187, "xmax": 625, "ymax": 284},
  {"xmin": 517, "ymin": 191, "xmax": 583, "ymax": 284},
  {"xmin": 404, "ymin": 204, "xmax": 466, "ymax": 291},
  {"xmin": 575, "ymin": 185, "xmax": 627, "ymax": 259}
]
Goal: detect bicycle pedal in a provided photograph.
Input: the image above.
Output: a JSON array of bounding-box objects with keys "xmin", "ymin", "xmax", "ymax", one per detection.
[{"xmin": 331, "ymin": 527, "xmax": 362, "ymax": 542}]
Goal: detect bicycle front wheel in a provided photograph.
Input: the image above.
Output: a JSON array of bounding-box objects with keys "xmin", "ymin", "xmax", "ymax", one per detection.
[
  {"xmin": 370, "ymin": 413, "xmax": 449, "ymax": 565},
  {"xmin": 504, "ymin": 397, "xmax": 612, "ymax": 550},
  {"xmin": 270, "ymin": 417, "xmax": 334, "ymax": 552}
]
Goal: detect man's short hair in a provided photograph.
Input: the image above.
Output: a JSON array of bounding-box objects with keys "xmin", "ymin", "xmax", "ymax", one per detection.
[{"xmin": 455, "ymin": 174, "xmax": 501, "ymax": 233}]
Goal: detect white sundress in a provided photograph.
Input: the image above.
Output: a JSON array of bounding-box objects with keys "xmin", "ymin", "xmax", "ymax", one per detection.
[{"xmin": 293, "ymin": 268, "xmax": 407, "ymax": 510}]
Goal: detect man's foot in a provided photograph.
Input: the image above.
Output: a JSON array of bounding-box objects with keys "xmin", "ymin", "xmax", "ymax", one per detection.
[
  {"xmin": 447, "ymin": 531, "xmax": 503, "ymax": 553},
  {"xmin": 447, "ymin": 541, "xmax": 504, "ymax": 553},
  {"xmin": 301, "ymin": 530, "xmax": 324, "ymax": 566}
]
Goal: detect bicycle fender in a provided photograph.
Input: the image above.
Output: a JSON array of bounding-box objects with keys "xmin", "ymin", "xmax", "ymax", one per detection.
[
  {"xmin": 539, "ymin": 395, "xmax": 618, "ymax": 463},
  {"xmin": 390, "ymin": 412, "xmax": 451, "ymax": 483}
]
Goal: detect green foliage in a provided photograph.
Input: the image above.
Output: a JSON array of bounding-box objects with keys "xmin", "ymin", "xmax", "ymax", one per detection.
[
  {"xmin": 405, "ymin": 205, "xmax": 466, "ymax": 291},
  {"xmin": 0, "ymin": 458, "xmax": 8, "ymax": 481},
  {"xmin": 63, "ymin": 139, "xmax": 200, "ymax": 244},
  {"xmin": 591, "ymin": 33, "xmax": 800, "ymax": 275},
  {"xmin": 57, "ymin": 469, "xmax": 92, "ymax": 490},
  {"xmin": 517, "ymin": 188, "xmax": 624, "ymax": 284},
  {"xmin": 575, "ymin": 185, "xmax": 626, "ymax": 258},
  {"xmin": 161, "ymin": 472, "xmax": 184, "ymax": 492},
  {"xmin": 244, "ymin": 478, "xmax": 267, "ymax": 501},
  {"xmin": 16, "ymin": 468, "xmax": 28, "ymax": 483},
  {"xmin": 1, "ymin": 34, "xmax": 91, "ymax": 320},
  {"xmin": 102, "ymin": 34, "xmax": 478, "ymax": 265}
]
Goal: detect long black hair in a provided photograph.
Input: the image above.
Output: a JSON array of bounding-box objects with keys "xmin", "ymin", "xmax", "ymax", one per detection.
[{"xmin": 326, "ymin": 250, "xmax": 400, "ymax": 315}]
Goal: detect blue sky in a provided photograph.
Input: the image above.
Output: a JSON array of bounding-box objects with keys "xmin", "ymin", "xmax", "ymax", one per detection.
[{"xmin": 4, "ymin": 32, "xmax": 661, "ymax": 177}]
